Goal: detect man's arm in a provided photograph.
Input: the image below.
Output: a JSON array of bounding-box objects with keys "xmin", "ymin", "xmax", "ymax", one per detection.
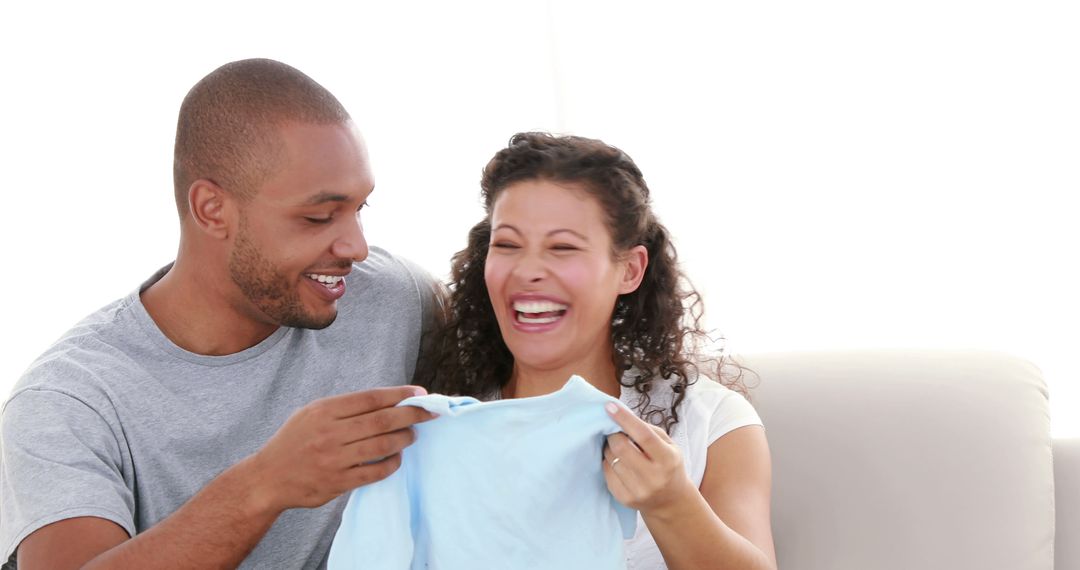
[
  {"xmin": 15, "ymin": 519, "xmax": 128, "ymax": 570},
  {"xmin": 15, "ymin": 386, "xmax": 433, "ymax": 570}
]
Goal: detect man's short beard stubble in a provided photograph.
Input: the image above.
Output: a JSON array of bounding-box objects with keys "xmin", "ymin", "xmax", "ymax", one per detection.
[{"xmin": 228, "ymin": 214, "xmax": 338, "ymax": 330}]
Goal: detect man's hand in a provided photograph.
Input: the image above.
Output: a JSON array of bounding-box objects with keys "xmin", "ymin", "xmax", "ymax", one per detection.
[{"xmin": 246, "ymin": 385, "xmax": 436, "ymax": 511}]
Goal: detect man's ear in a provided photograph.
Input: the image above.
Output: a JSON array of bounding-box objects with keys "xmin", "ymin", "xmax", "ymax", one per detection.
[
  {"xmin": 187, "ymin": 179, "xmax": 233, "ymax": 240},
  {"xmin": 618, "ymin": 245, "xmax": 649, "ymax": 295}
]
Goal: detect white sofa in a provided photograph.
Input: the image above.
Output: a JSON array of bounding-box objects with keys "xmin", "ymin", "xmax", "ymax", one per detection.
[{"xmin": 740, "ymin": 350, "xmax": 1072, "ymax": 570}]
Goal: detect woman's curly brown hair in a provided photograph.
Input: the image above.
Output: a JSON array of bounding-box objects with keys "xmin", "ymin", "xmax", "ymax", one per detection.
[{"xmin": 424, "ymin": 132, "xmax": 748, "ymax": 432}]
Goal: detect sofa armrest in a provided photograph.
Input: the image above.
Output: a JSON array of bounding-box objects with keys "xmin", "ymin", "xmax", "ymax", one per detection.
[{"xmin": 1056, "ymin": 438, "xmax": 1080, "ymax": 570}]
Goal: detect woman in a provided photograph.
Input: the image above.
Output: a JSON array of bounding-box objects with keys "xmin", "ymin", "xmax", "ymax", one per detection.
[{"xmin": 427, "ymin": 132, "xmax": 777, "ymax": 569}]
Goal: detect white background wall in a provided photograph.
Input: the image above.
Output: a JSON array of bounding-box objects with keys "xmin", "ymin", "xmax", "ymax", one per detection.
[{"xmin": 2, "ymin": 1, "xmax": 1077, "ymax": 434}]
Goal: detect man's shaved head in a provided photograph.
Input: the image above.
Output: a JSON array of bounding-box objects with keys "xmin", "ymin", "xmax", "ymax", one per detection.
[{"xmin": 173, "ymin": 58, "xmax": 351, "ymax": 216}]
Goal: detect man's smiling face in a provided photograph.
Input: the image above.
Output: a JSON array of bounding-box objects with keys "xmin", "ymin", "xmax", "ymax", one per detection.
[{"xmin": 227, "ymin": 121, "xmax": 374, "ymax": 330}]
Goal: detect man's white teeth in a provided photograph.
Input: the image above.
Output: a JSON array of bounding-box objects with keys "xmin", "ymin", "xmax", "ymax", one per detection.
[
  {"xmin": 306, "ymin": 274, "xmax": 344, "ymax": 285},
  {"xmin": 512, "ymin": 300, "xmax": 568, "ymax": 313}
]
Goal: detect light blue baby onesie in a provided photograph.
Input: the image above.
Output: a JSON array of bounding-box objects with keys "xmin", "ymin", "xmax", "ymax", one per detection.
[{"xmin": 328, "ymin": 376, "xmax": 637, "ymax": 569}]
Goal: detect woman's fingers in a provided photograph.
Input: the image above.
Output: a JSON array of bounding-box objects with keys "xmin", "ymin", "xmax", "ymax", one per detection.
[
  {"xmin": 606, "ymin": 432, "xmax": 644, "ymax": 465},
  {"xmin": 649, "ymin": 423, "xmax": 674, "ymax": 444},
  {"xmin": 603, "ymin": 403, "xmax": 692, "ymax": 513},
  {"xmin": 601, "ymin": 443, "xmax": 632, "ymax": 501},
  {"xmin": 605, "ymin": 401, "xmax": 665, "ymax": 459},
  {"xmin": 604, "ymin": 433, "xmax": 650, "ymax": 496}
]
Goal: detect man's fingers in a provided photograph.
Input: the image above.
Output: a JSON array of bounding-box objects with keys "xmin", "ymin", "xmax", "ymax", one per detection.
[
  {"xmin": 340, "ymin": 405, "xmax": 435, "ymax": 444},
  {"xmin": 342, "ymin": 453, "xmax": 404, "ymax": 488},
  {"xmin": 322, "ymin": 386, "xmax": 429, "ymax": 419},
  {"xmin": 341, "ymin": 428, "xmax": 417, "ymax": 466}
]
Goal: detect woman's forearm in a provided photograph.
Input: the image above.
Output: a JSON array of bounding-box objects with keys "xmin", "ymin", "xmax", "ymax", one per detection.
[{"xmin": 642, "ymin": 491, "xmax": 776, "ymax": 570}]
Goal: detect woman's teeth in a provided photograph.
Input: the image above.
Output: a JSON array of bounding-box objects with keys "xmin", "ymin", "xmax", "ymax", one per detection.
[
  {"xmin": 513, "ymin": 300, "xmax": 568, "ymax": 324},
  {"xmin": 519, "ymin": 314, "xmax": 560, "ymax": 324}
]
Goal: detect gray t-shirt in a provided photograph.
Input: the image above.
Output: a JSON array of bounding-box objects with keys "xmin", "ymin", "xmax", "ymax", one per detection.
[{"xmin": 0, "ymin": 246, "xmax": 436, "ymax": 569}]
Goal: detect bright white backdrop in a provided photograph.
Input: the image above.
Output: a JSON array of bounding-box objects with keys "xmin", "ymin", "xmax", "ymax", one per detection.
[{"xmin": 1, "ymin": 1, "xmax": 1077, "ymax": 434}]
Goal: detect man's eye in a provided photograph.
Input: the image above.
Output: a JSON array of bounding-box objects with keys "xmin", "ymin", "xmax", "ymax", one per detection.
[{"xmin": 304, "ymin": 217, "xmax": 332, "ymax": 224}]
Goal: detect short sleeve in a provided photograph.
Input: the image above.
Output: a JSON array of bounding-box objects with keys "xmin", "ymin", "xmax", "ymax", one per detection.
[
  {"xmin": 396, "ymin": 257, "xmax": 447, "ymax": 387},
  {"xmin": 398, "ymin": 256, "xmax": 443, "ymax": 335},
  {"xmin": 0, "ymin": 389, "xmax": 135, "ymax": 560},
  {"xmin": 707, "ymin": 388, "xmax": 764, "ymax": 445}
]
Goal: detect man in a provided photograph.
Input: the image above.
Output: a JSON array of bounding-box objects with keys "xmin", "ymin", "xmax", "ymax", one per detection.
[{"xmin": 0, "ymin": 59, "xmax": 438, "ymax": 569}]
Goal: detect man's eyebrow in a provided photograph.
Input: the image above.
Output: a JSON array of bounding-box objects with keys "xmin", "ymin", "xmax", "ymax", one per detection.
[{"xmin": 298, "ymin": 192, "xmax": 350, "ymax": 206}]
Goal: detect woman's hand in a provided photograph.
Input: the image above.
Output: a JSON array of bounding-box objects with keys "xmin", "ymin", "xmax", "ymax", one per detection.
[{"xmin": 602, "ymin": 401, "xmax": 698, "ymax": 520}]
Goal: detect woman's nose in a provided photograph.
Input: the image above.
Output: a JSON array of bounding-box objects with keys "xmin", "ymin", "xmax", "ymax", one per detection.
[{"xmin": 511, "ymin": 252, "xmax": 546, "ymax": 283}]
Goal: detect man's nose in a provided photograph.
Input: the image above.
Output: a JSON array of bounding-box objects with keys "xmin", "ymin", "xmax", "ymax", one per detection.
[{"xmin": 331, "ymin": 215, "xmax": 369, "ymax": 262}]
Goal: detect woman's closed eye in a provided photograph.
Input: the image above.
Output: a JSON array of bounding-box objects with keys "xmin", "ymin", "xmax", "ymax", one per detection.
[{"xmin": 491, "ymin": 241, "xmax": 521, "ymax": 249}]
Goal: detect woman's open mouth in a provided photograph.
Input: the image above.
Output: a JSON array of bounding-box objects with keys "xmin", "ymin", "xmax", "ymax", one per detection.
[{"xmin": 513, "ymin": 300, "xmax": 568, "ymax": 325}]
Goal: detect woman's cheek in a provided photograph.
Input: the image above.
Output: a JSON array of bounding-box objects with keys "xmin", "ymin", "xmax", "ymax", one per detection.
[{"xmin": 483, "ymin": 256, "xmax": 506, "ymax": 290}]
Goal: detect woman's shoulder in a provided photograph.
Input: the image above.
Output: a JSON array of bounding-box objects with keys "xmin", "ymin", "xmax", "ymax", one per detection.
[
  {"xmin": 617, "ymin": 367, "xmax": 762, "ymax": 439},
  {"xmin": 675, "ymin": 365, "xmax": 747, "ymax": 409},
  {"xmin": 683, "ymin": 376, "xmax": 763, "ymax": 443},
  {"xmin": 685, "ymin": 373, "xmax": 743, "ymax": 403}
]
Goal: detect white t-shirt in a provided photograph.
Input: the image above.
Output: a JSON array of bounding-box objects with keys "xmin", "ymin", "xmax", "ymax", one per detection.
[{"xmin": 619, "ymin": 377, "xmax": 763, "ymax": 570}]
